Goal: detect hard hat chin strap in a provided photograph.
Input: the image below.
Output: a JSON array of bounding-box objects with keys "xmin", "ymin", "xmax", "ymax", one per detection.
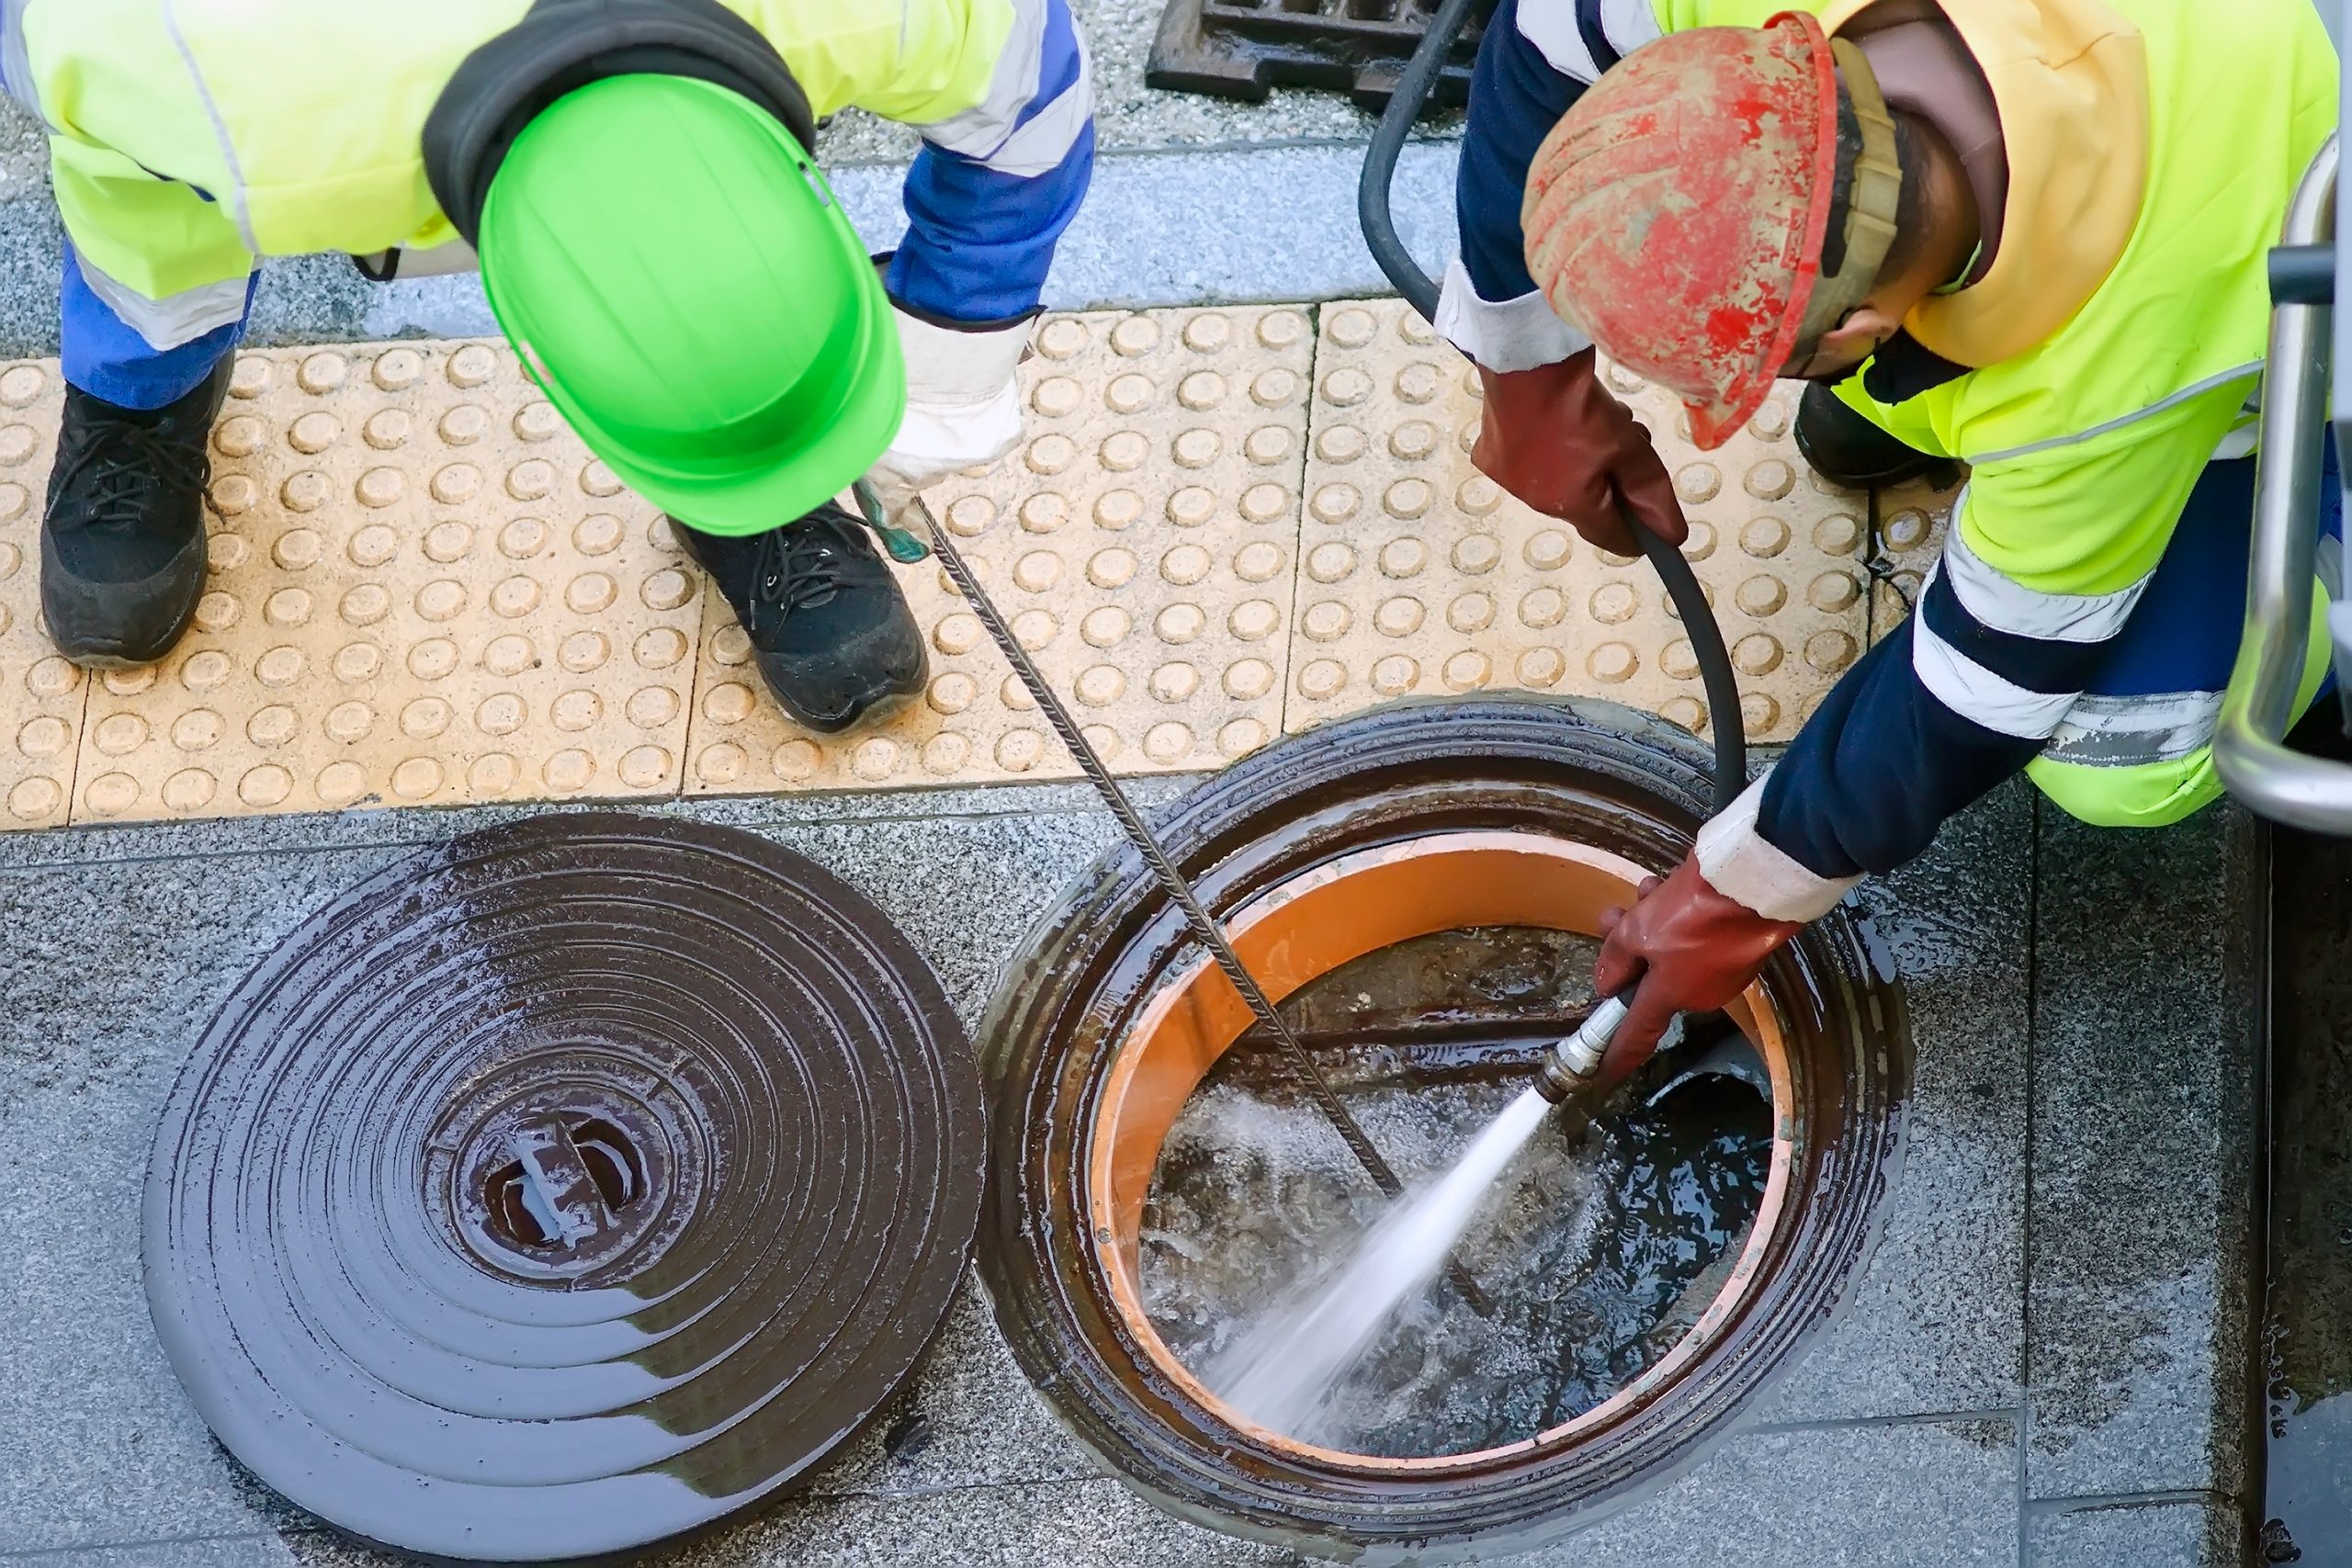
[{"xmin": 1794, "ymin": 39, "xmax": 1904, "ymax": 354}]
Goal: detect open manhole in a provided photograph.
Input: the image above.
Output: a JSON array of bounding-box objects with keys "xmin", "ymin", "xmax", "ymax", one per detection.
[
  {"xmin": 979, "ymin": 696, "xmax": 1907, "ymax": 1558},
  {"xmin": 143, "ymin": 813, "xmax": 981, "ymax": 1563}
]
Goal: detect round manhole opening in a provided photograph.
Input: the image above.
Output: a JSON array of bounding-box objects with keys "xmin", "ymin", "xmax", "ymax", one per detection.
[
  {"xmin": 143, "ymin": 812, "xmax": 981, "ymax": 1563},
  {"xmin": 979, "ymin": 697, "xmax": 1907, "ymax": 1559}
]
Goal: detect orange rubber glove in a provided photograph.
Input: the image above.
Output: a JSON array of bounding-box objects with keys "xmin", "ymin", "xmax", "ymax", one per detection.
[
  {"xmin": 1471, "ymin": 349, "xmax": 1689, "ymax": 557},
  {"xmin": 1591, "ymin": 856, "xmax": 1807, "ymax": 1084}
]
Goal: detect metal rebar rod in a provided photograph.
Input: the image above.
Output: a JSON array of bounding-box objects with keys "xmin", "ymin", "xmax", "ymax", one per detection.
[{"xmin": 861, "ymin": 482, "xmax": 1492, "ymax": 1314}]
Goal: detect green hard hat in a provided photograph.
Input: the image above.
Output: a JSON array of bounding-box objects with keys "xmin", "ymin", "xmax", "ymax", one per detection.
[{"xmin": 477, "ymin": 74, "xmax": 900, "ymax": 536}]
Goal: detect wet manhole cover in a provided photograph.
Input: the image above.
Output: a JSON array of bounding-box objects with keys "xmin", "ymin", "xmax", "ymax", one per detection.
[
  {"xmin": 143, "ymin": 813, "xmax": 980, "ymax": 1562},
  {"xmin": 979, "ymin": 696, "xmax": 1907, "ymax": 1559}
]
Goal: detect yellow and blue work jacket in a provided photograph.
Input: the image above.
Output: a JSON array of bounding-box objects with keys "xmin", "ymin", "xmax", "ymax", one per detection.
[
  {"xmin": 1448, "ymin": 0, "xmax": 2336, "ymax": 910},
  {"xmin": 3, "ymin": 0, "xmax": 1092, "ymax": 345}
]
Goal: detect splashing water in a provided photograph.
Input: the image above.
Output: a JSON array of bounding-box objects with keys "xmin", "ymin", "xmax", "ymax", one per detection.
[{"xmin": 1209, "ymin": 1085, "xmax": 1556, "ymax": 1438}]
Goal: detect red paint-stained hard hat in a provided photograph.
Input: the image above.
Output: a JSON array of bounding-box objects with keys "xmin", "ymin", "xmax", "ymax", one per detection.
[{"xmin": 1521, "ymin": 12, "xmax": 1862, "ymax": 451}]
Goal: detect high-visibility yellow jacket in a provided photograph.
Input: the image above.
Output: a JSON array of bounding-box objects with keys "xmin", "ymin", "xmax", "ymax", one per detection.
[
  {"xmin": 9, "ymin": 0, "xmax": 1093, "ymax": 341},
  {"xmin": 1450, "ymin": 0, "xmax": 2336, "ymax": 918}
]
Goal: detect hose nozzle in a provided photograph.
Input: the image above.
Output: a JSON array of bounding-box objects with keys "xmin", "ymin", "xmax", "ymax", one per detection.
[{"xmin": 1535, "ymin": 995, "xmax": 1632, "ymax": 1103}]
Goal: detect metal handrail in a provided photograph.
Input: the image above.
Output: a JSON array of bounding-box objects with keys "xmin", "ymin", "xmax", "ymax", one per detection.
[{"xmin": 2213, "ymin": 134, "xmax": 2346, "ymax": 831}]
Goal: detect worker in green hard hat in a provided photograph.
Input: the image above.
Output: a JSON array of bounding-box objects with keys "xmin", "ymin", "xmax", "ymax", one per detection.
[{"xmin": 13, "ymin": 0, "xmax": 1094, "ymax": 734}]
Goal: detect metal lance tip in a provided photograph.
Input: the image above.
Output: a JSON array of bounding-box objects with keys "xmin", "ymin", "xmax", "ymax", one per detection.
[{"xmin": 1536, "ymin": 995, "xmax": 1633, "ymax": 1103}]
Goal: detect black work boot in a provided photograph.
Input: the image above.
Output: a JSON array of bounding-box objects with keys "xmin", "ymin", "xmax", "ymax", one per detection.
[
  {"xmin": 1793, "ymin": 381, "xmax": 1962, "ymax": 490},
  {"xmin": 41, "ymin": 359, "xmax": 231, "ymax": 668},
  {"xmin": 680, "ymin": 502, "xmax": 928, "ymax": 734}
]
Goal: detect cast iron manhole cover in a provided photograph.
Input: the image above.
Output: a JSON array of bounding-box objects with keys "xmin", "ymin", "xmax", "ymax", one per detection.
[{"xmin": 143, "ymin": 812, "xmax": 981, "ymax": 1562}]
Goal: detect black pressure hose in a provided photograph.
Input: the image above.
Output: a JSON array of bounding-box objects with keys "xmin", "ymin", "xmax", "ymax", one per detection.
[{"xmin": 1357, "ymin": 0, "xmax": 1749, "ymax": 815}]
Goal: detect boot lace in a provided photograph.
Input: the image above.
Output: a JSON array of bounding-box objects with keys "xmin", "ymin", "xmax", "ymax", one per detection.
[
  {"xmin": 747, "ymin": 513, "xmax": 854, "ymax": 636},
  {"xmin": 51, "ymin": 416, "xmax": 214, "ymax": 531}
]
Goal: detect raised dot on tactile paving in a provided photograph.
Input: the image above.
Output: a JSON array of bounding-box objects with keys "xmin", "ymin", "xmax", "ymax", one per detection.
[
  {"xmin": 1587, "ymin": 643, "xmax": 1637, "ymax": 683},
  {"xmin": 565, "ymin": 572, "xmax": 616, "ymax": 615},
  {"xmin": 474, "ymin": 692, "xmax": 526, "ymax": 736},
  {"xmin": 1676, "ymin": 464, "xmax": 1722, "ymax": 503},
  {"xmin": 414, "ymin": 579, "xmax": 466, "ymax": 621},
  {"xmin": 1220, "ymin": 718, "xmax": 1268, "ymax": 758},
  {"xmin": 1520, "ymin": 586, "xmax": 1566, "ymax": 628},
  {"xmin": 335, "ymin": 643, "xmax": 383, "ymax": 683},
  {"xmin": 447, "ymin": 344, "xmax": 497, "ymax": 387},
  {"xmin": 1038, "ymin": 318, "xmax": 1089, "ymax": 358},
  {"xmin": 1366, "ymin": 654, "xmax": 1417, "ymax": 695},
  {"xmin": 401, "ymin": 697, "xmax": 451, "ymax": 739},
  {"xmin": 0, "ymin": 486, "xmax": 25, "ymax": 525},
  {"xmin": 1307, "ymin": 542, "xmax": 1357, "ymax": 583},
  {"xmin": 408, "ymin": 638, "xmax": 458, "ymax": 681},
  {"xmin": 548, "ymin": 689, "xmax": 599, "ymax": 732},
  {"xmin": 181, "ymin": 649, "xmax": 232, "ymax": 692},
  {"xmin": 1012, "ymin": 608, "xmax": 1057, "ymax": 649},
  {"xmin": 1012, "ymin": 550, "xmax": 1063, "ymax": 593},
  {"xmin": 1302, "ymin": 601, "xmax": 1351, "ymax": 641},
  {"xmin": 246, "ymin": 705, "xmax": 297, "ymax": 748},
  {"xmin": 1809, "ymin": 570, "xmax": 1860, "ymax": 612},
  {"xmin": 1019, "ymin": 493, "xmax": 1069, "ymax": 535},
  {"xmin": 1238, "ymin": 482, "xmax": 1289, "ymax": 525},
  {"xmin": 281, "ymin": 470, "xmax": 330, "ymax": 512},
  {"xmin": 195, "ymin": 591, "xmax": 243, "ymax": 632},
  {"xmin": 1883, "ymin": 508, "xmax": 1933, "ymax": 551},
  {"xmin": 297, "ymin": 351, "xmax": 347, "ymax": 394},
  {"xmin": 1225, "ymin": 658, "xmax": 1275, "ymax": 700},
  {"xmin": 1680, "ymin": 522, "xmax": 1717, "ymax": 561},
  {"xmin": 1144, "ymin": 722, "xmax": 1191, "ymax": 763},
  {"xmin": 1173, "ymin": 370, "xmax": 1226, "ymax": 412},
  {"xmin": 6, "ymin": 777, "xmax": 60, "ymax": 822},
  {"xmin": 1172, "ymin": 429, "xmax": 1220, "ymax": 468},
  {"xmin": 254, "ymin": 645, "xmax": 305, "ymax": 687},
  {"xmin": 288, "ymin": 411, "xmax": 339, "ymax": 455},
  {"xmin": 1076, "ymin": 665, "xmax": 1126, "ymax": 706},
  {"xmin": 1160, "ymin": 544, "xmax": 1211, "ymax": 585},
  {"xmin": 1741, "ymin": 515, "xmax": 1792, "ymax": 558},
  {"xmin": 1086, "ymin": 547, "xmax": 1136, "ymax": 589},
  {"xmin": 1394, "ymin": 363, "xmax": 1442, "ymax": 404},
  {"xmin": 482, "ymin": 634, "xmax": 536, "ymax": 677},
  {"xmin": 1374, "ymin": 595, "xmax": 1425, "ymax": 637},
  {"xmin": 1112, "ymin": 316, "xmax": 1161, "ymax": 356},
  {"xmin": 1660, "ymin": 695, "xmax": 1707, "ymax": 733},
  {"xmin": 1322, "ymin": 367, "xmax": 1374, "ymax": 407},
  {"xmin": 918, "ymin": 733, "xmax": 969, "ymax": 778},
  {"xmin": 1228, "ymin": 599, "xmax": 1281, "ymax": 642},
  {"xmin": 1744, "ymin": 459, "xmax": 1796, "ymax": 500},
  {"xmin": 1244, "ymin": 425, "xmax": 1292, "ymax": 466},
  {"xmin": 1298, "ymin": 658, "xmax": 1346, "ymax": 699},
  {"xmin": 1328, "ymin": 307, "xmax": 1376, "ymax": 348},
  {"xmin": 469, "ymin": 752, "xmax": 520, "ymax": 795},
  {"xmin": 214, "ymin": 415, "xmax": 263, "ymax": 457},
  {"xmin": 1736, "ymin": 575, "xmax": 1787, "ymax": 616},
  {"xmin": 942, "ymin": 495, "xmax": 995, "ymax": 537},
  {"xmin": 1080, "ymin": 605, "xmax": 1131, "ymax": 649},
  {"xmin": 1812, "ymin": 513, "xmax": 1863, "ymax": 556},
  {"xmin": 1446, "ymin": 593, "xmax": 1494, "ymax": 634},
  {"xmin": 27, "ymin": 658, "xmax": 77, "ymax": 699},
  {"xmin": 639, "ymin": 569, "xmax": 692, "ymax": 611},
  {"xmin": 1317, "ymin": 425, "xmax": 1366, "ymax": 464},
  {"xmin": 370, "ymin": 347, "xmax": 423, "ymax": 390},
  {"xmin": 1227, "ymin": 542, "xmax": 1279, "ymax": 584},
  {"xmin": 544, "ymin": 750, "xmax": 594, "ymax": 792},
  {"xmin": 360, "ymin": 408, "xmax": 409, "ymax": 450},
  {"xmin": 487, "ymin": 575, "xmax": 539, "ymax": 618},
  {"xmin": 1166, "ymin": 487, "xmax": 1216, "ymax": 528},
  {"xmin": 0, "ymin": 425, "xmax": 32, "ymax": 466},
  {"xmin": 1311, "ymin": 484, "xmax": 1361, "ymax": 525},
  {"xmin": 92, "ymin": 713, "xmax": 145, "ymax": 757},
  {"xmin": 506, "ymin": 459, "xmax": 555, "ymax": 501},
  {"xmin": 1734, "ymin": 634, "xmax": 1784, "ymax": 675},
  {"xmin": 934, "ymin": 614, "xmax": 981, "ymax": 655},
  {"xmin": 1093, "ymin": 490, "xmax": 1143, "ymax": 530},
  {"xmin": 1524, "ymin": 530, "xmax": 1573, "ymax": 570},
  {"xmin": 1145, "ymin": 661, "xmax": 1199, "ymax": 705},
  {"xmin": 1807, "ymin": 630, "xmax": 1860, "ymax": 673},
  {"xmin": 161, "ymin": 769, "xmax": 216, "ymax": 812},
  {"xmin": 324, "ymin": 700, "xmax": 374, "ymax": 742},
  {"xmin": 1378, "ymin": 537, "xmax": 1427, "ymax": 579},
  {"xmin": 1513, "ymin": 647, "xmax": 1563, "ymax": 689},
  {"xmin": 1026, "ymin": 433, "xmax": 1076, "ymax": 474},
  {"xmin": 271, "ymin": 527, "xmax": 322, "ymax": 571},
  {"xmin": 209, "ymin": 475, "xmax": 255, "ymax": 515},
  {"xmin": 1100, "ymin": 431, "xmax": 1148, "ymax": 471},
  {"xmin": 104, "ymin": 667, "xmax": 156, "ymax": 698},
  {"xmin": 1382, "ymin": 479, "xmax": 1432, "ymax": 521},
  {"xmin": 230, "ymin": 356, "xmax": 272, "ymax": 399},
  {"xmin": 927, "ymin": 671, "xmax": 978, "ymax": 716},
  {"xmin": 1391, "ymin": 421, "xmax": 1442, "ymax": 462},
  {"xmin": 0, "ymin": 364, "xmax": 42, "ymax": 406},
  {"xmin": 1259, "ymin": 309, "xmax": 1306, "ymax": 349},
  {"xmin": 1034, "ymin": 376, "xmax": 1082, "ymax": 417},
  {"xmin": 415, "ymin": 520, "xmax": 469, "ymax": 563},
  {"xmin": 236, "ymin": 765, "xmax": 291, "ymax": 807}
]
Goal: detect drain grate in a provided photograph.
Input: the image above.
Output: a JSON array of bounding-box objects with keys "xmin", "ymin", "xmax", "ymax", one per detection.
[
  {"xmin": 141, "ymin": 813, "xmax": 981, "ymax": 1562},
  {"xmin": 1147, "ymin": 0, "xmax": 1485, "ymax": 112}
]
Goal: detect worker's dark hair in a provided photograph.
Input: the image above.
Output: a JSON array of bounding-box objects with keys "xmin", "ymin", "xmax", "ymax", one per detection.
[{"xmin": 1825, "ymin": 82, "xmax": 1930, "ymax": 289}]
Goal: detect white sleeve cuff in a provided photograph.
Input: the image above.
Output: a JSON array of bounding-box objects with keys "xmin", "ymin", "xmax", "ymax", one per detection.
[
  {"xmin": 1693, "ymin": 773, "xmax": 1862, "ymax": 923},
  {"xmin": 1432, "ymin": 258, "xmax": 1590, "ymax": 374},
  {"xmin": 894, "ymin": 307, "xmax": 1033, "ymax": 407}
]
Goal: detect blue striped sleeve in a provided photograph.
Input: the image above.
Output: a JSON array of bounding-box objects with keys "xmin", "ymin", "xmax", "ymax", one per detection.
[{"xmin": 887, "ymin": 0, "xmax": 1094, "ymax": 326}]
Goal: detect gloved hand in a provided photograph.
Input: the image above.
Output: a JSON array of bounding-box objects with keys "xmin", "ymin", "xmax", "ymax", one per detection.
[
  {"xmin": 1590, "ymin": 855, "xmax": 1808, "ymax": 1083},
  {"xmin": 1472, "ymin": 349, "xmax": 1689, "ymax": 557},
  {"xmin": 865, "ymin": 306, "xmax": 1035, "ymax": 535}
]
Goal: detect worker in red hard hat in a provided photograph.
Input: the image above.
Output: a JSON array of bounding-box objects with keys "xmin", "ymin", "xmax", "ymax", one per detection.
[{"xmin": 1438, "ymin": 0, "xmax": 2336, "ymax": 1073}]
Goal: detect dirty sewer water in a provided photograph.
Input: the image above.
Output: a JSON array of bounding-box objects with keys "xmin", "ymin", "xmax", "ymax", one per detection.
[{"xmin": 1138, "ymin": 926, "xmax": 1771, "ymax": 1457}]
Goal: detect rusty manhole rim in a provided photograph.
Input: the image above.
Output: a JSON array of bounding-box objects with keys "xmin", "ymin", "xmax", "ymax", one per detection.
[
  {"xmin": 977, "ymin": 694, "xmax": 1906, "ymax": 1558},
  {"xmin": 1084, "ymin": 828, "xmax": 1796, "ymax": 1471}
]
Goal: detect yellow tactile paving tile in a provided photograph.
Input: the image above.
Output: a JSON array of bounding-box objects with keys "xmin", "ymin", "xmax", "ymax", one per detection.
[
  {"xmin": 0, "ymin": 362, "xmax": 85, "ymax": 829},
  {"xmin": 71, "ymin": 342, "xmax": 701, "ymax": 824},
  {"xmin": 681, "ymin": 305, "xmax": 1312, "ymax": 794},
  {"xmin": 1869, "ymin": 477, "xmax": 1963, "ymax": 644},
  {"xmin": 1283, "ymin": 300, "xmax": 1872, "ymax": 743}
]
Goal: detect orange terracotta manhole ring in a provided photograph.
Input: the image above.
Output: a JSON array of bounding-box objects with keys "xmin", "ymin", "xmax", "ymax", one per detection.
[{"xmin": 978, "ymin": 695, "xmax": 1907, "ymax": 1560}]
